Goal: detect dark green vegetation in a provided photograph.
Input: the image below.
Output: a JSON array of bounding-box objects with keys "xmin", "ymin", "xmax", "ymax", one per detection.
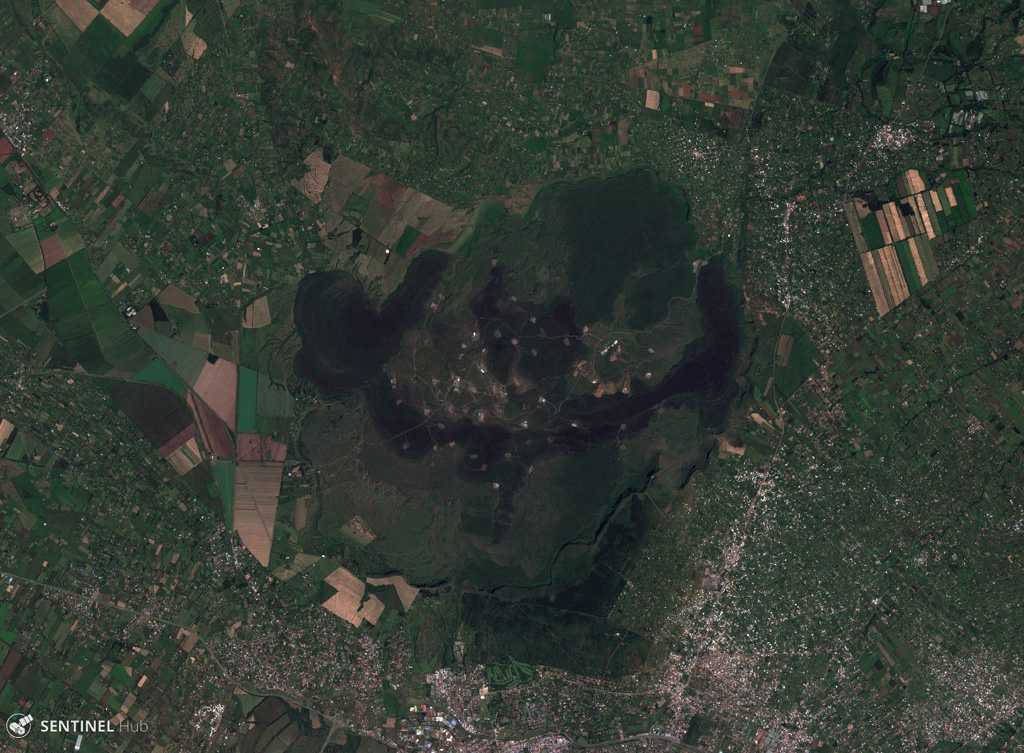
[
  {"xmin": 0, "ymin": 233, "xmax": 43, "ymax": 313},
  {"xmin": 293, "ymin": 251, "xmax": 450, "ymax": 395},
  {"xmin": 44, "ymin": 253, "xmax": 149, "ymax": 375},
  {"xmin": 110, "ymin": 381, "xmax": 193, "ymax": 447},
  {"xmin": 463, "ymin": 594, "xmax": 650, "ymax": 677},
  {"xmin": 747, "ymin": 314, "xmax": 821, "ymax": 405},
  {"xmin": 543, "ymin": 171, "xmax": 699, "ymax": 326},
  {"xmin": 46, "ymin": 0, "xmax": 186, "ymax": 101},
  {"xmin": 297, "ymin": 171, "xmax": 743, "ymax": 675}
]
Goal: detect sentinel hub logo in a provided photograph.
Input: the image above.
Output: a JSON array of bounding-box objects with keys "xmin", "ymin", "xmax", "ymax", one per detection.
[
  {"xmin": 6, "ymin": 712, "xmax": 149, "ymax": 738},
  {"xmin": 6, "ymin": 713, "xmax": 32, "ymax": 738}
]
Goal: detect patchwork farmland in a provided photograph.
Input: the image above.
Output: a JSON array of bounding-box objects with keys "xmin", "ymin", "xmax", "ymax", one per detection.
[{"xmin": 845, "ymin": 169, "xmax": 977, "ymax": 317}]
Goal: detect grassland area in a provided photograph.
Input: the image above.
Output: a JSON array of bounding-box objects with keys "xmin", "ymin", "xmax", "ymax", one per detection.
[{"xmin": 0, "ymin": 0, "xmax": 1022, "ymax": 751}]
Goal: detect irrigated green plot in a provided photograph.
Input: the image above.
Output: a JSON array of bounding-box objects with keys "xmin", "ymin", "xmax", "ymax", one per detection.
[
  {"xmin": 44, "ymin": 3, "xmax": 83, "ymax": 47},
  {"xmin": 139, "ymin": 328, "xmax": 209, "ymax": 386},
  {"xmin": 213, "ymin": 459, "xmax": 235, "ymax": 526},
  {"xmin": 950, "ymin": 175, "xmax": 977, "ymax": 222},
  {"xmin": 893, "ymin": 240, "xmax": 922, "ymax": 292},
  {"xmin": 45, "ymin": 261, "xmax": 84, "ymax": 320},
  {"xmin": 43, "ymin": 253, "xmax": 143, "ymax": 373},
  {"xmin": 68, "ymin": 15, "xmax": 123, "ymax": 78},
  {"xmin": 770, "ymin": 317, "xmax": 822, "ymax": 401},
  {"xmin": 140, "ymin": 73, "xmax": 165, "ymax": 101},
  {"xmin": 5, "ymin": 228, "xmax": 43, "ymax": 274},
  {"xmin": 392, "ymin": 225, "xmax": 420, "ymax": 259},
  {"xmin": 0, "ymin": 235, "xmax": 45, "ymax": 311},
  {"xmin": 0, "ymin": 307, "xmax": 46, "ymax": 348},
  {"xmin": 55, "ymin": 218, "xmax": 85, "ymax": 256},
  {"xmin": 860, "ymin": 213, "xmax": 884, "ymax": 250},
  {"xmin": 238, "ymin": 367, "xmax": 258, "ymax": 433},
  {"xmin": 87, "ymin": 302, "xmax": 126, "ymax": 344},
  {"xmin": 132, "ymin": 357, "xmax": 186, "ymax": 393}
]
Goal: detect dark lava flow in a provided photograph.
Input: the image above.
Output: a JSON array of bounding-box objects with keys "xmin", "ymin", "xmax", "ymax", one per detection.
[{"xmin": 294, "ymin": 252, "xmax": 742, "ymax": 543}]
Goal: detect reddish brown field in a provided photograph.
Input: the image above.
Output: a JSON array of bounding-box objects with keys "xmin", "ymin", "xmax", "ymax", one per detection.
[
  {"xmin": 39, "ymin": 235, "xmax": 67, "ymax": 270},
  {"xmin": 157, "ymin": 423, "xmax": 197, "ymax": 459},
  {"xmin": 187, "ymin": 392, "xmax": 234, "ymax": 458},
  {"xmin": 237, "ymin": 434, "xmax": 288, "ymax": 464},
  {"xmin": 193, "ymin": 359, "xmax": 237, "ymax": 431}
]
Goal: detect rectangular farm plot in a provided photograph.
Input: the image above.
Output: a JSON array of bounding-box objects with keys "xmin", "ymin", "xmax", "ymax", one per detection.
[
  {"xmin": 846, "ymin": 170, "xmax": 976, "ymax": 316},
  {"xmin": 192, "ymin": 357, "xmax": 237, "ymax": 431},
  {"xmin": 156, "ymin": 284, "xmax": 200, "ymax": 314},
  {"xmin": 858, "ymin": 246, "xmax": 910, "ymax": 317},
  {"xmin": 859, "ymin": 251, "xmax": 892, "ymax": 317},
  {"xmin": 39, "ymin": 234, "xmax": 68, "ymax": 271},
  {"xmin": 132, "ymin": 357, "xmax": 186, "ymax": 393},
  {"xmin": 860, "ymin": 213, "xmax": 885, "ymax": 250},
  {"xmin": 0, "ymin": 418, "xmax": 14, "ymax": 446},
  {"xmin": 213, "ymin": 458, "xmax": 235, "ymax": 524},
  {"xmin": 100, "ymin": 0, "xmax": 148, "ymax": 36},
  {"xmin": 43, "ymin": 253, "xmax": 141, "ymax": 373},
  {"xmin": 242, "ymin": 296, "xmax": 271, "ymax": 329},
  {"xmin": 893, "ymin": 240, "xmax": 922, "ymax": 292},
  {"xmin": 256, "ymin": 374, "xmax": 295, "ymax": 426},
  {"xmin": 186, "ymin": 391, "xmax": 234, "ymax": 458},
  {"xmin": 55, "ymin": 0, "xmax": 99, "ymax": 31},
  {"xmin": 358, "ymin": 596, "xmax": 385, "ymax": 626},
  {"xmin": 325, "ymin": 566, "xmax": 364, "ymax": 603},
  {"xmin": 878, "ymin": 245, "xmax": 910, "ymax": 303},
  {"xmin": 233, "ymin": 463, "xmax": 284, "ymax": 567},
  {"xmin": 237, "ymin": 367, "xmax": 258, "ymax": 433},
  {"xmin": 69, "ymin": 16, "xmax": 122, "ymax": 77},
  {"xmin": 45, "ymin": 5, "xmax": 84, "ymax": 47},
  {"xmin": 236, "ymin": 433, "xmax": 287, "ymax": 464},
  {"xmin": 56, "ymin": 219, "xmax": 85, "ymax": 255},
  {"xmin": 166, "ymin": 436, "xmax": 202, "ymax": 475},
  {"xmin": 775, "ymin": 333, "xmax": 794, "ymax": 367},
  {"xmin": 157, "ymin": 423, "xmax": 197, "ymax": 459},
  {"xmin": 6, "ymin": 229, "xmax": 44, "ymax": 274},
  {"xmin": 843, "ymin": 200, "xmax": 870, "ymax": 253},
  {"xmin": 322, "ymin": 155, "xmax": 466, "ymax": 263},
  {"xmin": 0, "ymin": 237, "xmax": 44, "ymax": 313}
]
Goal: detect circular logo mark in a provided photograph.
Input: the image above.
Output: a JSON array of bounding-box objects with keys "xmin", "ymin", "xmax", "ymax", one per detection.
[{"xmin": 6, "ymin": 713, "xmax": 32, "ymax": 738}]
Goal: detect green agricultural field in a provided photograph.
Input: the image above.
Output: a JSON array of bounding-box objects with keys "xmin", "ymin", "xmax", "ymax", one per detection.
[
  {"xmin": 67, "ymin": 15, "xmax": 122, "ymax": 78},
  {"xmin": 213, "ymin": 458, "xmax": 235, "ymax": 524},
  {"xmin": 139, "ymin": 328, "xmax": 209, "ymax": 386},
  {"xmin": 6, "ymin": 228, "xmax": 43, "ymax": 274},
  {"xmin": 44, "ymin": 3, "xmax": 83, "ymax": 47},
  {"xmin": 132, "ymin": 356, "xmax": 187, "ymax": 393},
  {"xmin": 0, "ymin": 306, "xmax": 46, "ymax": 349},
  {"xmin": 256, "ymin": 374, "xmax": 294, "ymax": 419},
  {"xmin": 55, "ymin": 217, "xmax": 85, "ymax": 256},
  {"xmin": 343, "ymin": 0, "xmax": 403, "ymax": 26},
  {"xmin": 860, "ymin": 213, "xmax": 884, "ymax": 250},
  {"xmin": 773, "ymin": 317, "xmax": 821, "ymax": 400},
  {"xmin": 893, "ymin": 240, "xmax": 922, "ymax": 292},
  {"xmin": 43, "ymin": 253, "xmax": 147, "ymax": 373},
  {"xmin": 748, "ymin": 314, "xmax": 821, "ymax": 403},
  {"xmin": 238, "ymin": 366, "xmax": 258, "ymax": 433},
  {"xmin": 0, "ymin": 252, "xmax": 43, "ymax": 315}
]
